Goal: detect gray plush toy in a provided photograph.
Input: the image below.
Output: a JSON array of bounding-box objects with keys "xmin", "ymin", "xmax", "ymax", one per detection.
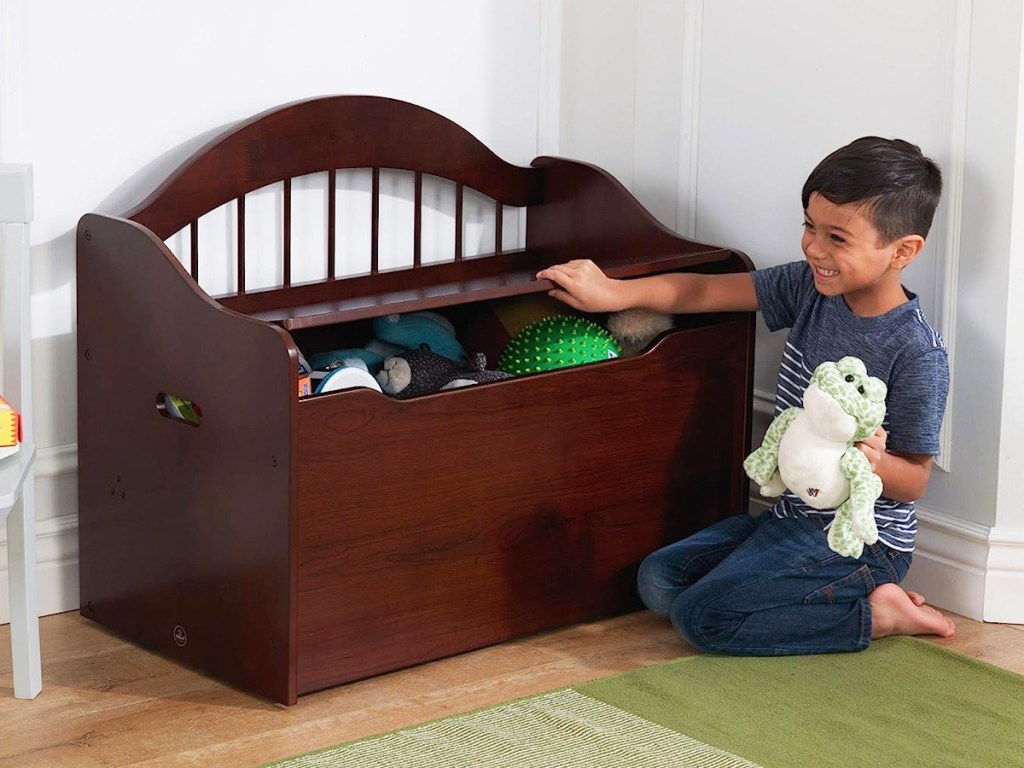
[{"xmin": 377, "ymin": 344, "xmax": 513, "ymax": 399}]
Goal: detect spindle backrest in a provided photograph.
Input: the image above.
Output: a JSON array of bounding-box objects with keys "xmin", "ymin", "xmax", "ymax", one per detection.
[{"xmin": 125, "ymin": 96, "xmax": 542, "ymax": 299}]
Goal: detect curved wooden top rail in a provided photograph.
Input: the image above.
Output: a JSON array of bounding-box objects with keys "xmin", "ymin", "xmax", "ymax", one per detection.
[{"xmin": 125, "ymin": 95, "xmax": 543, "ymax": 240}]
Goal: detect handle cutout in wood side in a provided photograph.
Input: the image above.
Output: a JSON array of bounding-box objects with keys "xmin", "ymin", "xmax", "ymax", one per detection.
[{"xmin": 156, "ymin": 392, "xmax": 203, "ymax": 427}]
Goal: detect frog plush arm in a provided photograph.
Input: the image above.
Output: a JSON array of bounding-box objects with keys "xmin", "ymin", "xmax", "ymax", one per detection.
[
  {"xmin": 743, "ymin": 407, "xmax": 801, "ymax": 497},
  {"xmin": 827, "ymin": 446, "xmax": 884, "ymax": 558}
]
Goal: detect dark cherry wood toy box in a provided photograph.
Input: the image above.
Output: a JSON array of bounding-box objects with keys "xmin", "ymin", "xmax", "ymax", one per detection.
[{"xmin": 76, "ymin": 96, "xmax": 754, "ymax": 704}]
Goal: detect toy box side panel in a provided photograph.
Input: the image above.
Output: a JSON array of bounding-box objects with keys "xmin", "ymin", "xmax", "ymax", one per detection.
[
  {"xmin": 76, "ymin": 215, "xmax": 299, "ymax": 704},
  {"xmin": 293, "ymin": 318, "xmax": 750, "ymax": 694}
]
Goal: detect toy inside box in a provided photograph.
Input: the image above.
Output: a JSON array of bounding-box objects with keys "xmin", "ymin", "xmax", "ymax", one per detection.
[
  {"xmin": 294, "ymin": 298, "xmax": 675, "ymax": 400},
  {"xmin": 0, "ymin": 395, "xmax": 22, "ymax": 460}
]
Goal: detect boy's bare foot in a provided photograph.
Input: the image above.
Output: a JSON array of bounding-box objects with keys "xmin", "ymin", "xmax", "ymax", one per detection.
[{"xmin": 869, "ymin": 583, "xmax": 956, "ymax": 639}]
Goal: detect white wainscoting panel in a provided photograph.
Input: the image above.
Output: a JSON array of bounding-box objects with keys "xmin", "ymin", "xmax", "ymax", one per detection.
[{"xmin": 0, "ymin": 445, "xmax": 78, "ymax": 624}]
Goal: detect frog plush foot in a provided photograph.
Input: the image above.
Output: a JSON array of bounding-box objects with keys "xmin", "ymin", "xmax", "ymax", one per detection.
[
  {"xmin": 827, "ymin": 514, "xmax": 865, "ymax": 559},
  {"xmin": 759, "ymin": 469, "xmax": 786, "ymax": 498}
]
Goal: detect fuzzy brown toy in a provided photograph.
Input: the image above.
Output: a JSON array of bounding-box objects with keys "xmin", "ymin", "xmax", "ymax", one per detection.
[{"xmin": 606, "ymin": 308, "xmax": 674, "ymax": 356}]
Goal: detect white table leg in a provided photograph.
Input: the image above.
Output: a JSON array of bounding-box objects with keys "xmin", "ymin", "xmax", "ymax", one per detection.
[{"xmin": 7, "ymin": 467, "xmax": 41, "ymax": 699}]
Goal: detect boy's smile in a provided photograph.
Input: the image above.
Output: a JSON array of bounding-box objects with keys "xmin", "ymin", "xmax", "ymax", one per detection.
[{"xmin": 801, "ymin": 192, "xmax": 922, "ymax": 317}]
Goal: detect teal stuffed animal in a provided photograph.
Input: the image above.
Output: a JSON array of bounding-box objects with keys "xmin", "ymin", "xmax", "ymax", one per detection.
[
  {"xmin": 743, "ymin": 356, "xmax": 887, "ymax": 558},
  {"xmin": 373, "ymin": 312, "xmax": 468, "ymax": 364}
]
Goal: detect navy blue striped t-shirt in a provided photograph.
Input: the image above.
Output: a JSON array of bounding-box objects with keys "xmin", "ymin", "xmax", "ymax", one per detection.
[{"xmin": 751, "ymin": 260, "xmax": 949, "ymax": 552}]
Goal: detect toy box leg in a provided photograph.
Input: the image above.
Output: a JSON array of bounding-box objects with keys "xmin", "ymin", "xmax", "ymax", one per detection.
[{"xmin": 7, "ymin": 468, "xmax": 41, "ymax": 699}]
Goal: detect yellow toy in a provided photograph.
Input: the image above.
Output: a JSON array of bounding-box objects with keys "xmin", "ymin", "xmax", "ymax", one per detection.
[{"xmin": 0, "ymin": 395, "xmax": 22, "ymax": 460}]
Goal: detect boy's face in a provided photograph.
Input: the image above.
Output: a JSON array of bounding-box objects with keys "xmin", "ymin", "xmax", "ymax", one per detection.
[{"xmin": 801, "ymin": 192, "xmax": 915, "ymax": 316}]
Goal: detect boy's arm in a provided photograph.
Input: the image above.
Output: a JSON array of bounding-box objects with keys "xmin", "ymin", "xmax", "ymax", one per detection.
[
  {"xmin": 536, "ymin": 259, "xmax": 759, "ymax": 314},
  {"xmin": 859, "ymin": 343, "xmax": 947, "ymax": 504},
  {"xmin": 856, "ymin": 427, "xmax": 933, "ymax": 502}
]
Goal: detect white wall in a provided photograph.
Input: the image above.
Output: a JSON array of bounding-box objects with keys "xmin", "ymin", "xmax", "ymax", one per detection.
[
  {"xmin": 0, "ymin": 0, "xmax": 547, "ymax": 622},
  {"xmin": 559, "ymin": 0, "xmax": 1024, "ymax": 622},
  {"xmin": 559, "ymin": 0, "xmax": 686, "ymax": 228}
]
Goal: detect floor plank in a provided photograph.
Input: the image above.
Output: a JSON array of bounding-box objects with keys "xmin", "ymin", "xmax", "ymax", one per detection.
[{"xmin": 0, "ymin": 608, "xmax": 1019, "ymax": 767}]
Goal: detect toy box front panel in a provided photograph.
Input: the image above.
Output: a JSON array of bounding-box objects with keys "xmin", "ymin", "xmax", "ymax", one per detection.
[{"xmin": 292, "ymin": 318, "xmax": 750, "ymax": 694}]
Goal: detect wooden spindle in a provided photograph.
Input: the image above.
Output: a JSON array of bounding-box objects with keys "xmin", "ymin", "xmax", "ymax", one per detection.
[
  {"xmin": 494, "ymin": 200, "xmax": 503, "ymax": 255},
  {"xmin": 283, "ymin": 178, "xmax": 292, "ymax": 288},
  {"xmin": 327, "ymin": 170, "xmax": 336, "ymax": 280},
  {"xmin": 236, "ymin": 196, "xmax": 246, "ymax": 295},
  {"xmin": 189, "ymin": 221, "xmax": 199, "ymax": 282},
  {"xmin": 454, "ymin": 182, "xmax": 463, "ymax": 262},
  {"xmin": 413, "ymin": 172, "xmax": 422, "ymax": 268},
  {"xmin": 371, "ymin": 167, "xmax": 380, "ymax": 275}
]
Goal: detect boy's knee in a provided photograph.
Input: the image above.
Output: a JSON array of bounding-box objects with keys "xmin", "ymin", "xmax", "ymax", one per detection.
[
  {"xmin": 669, "ymin": 590, "xmax": 733, "ymax": 653},
  {"xmin": 636, "ymin": 553, "xmax": 676, "ymax": 617}
]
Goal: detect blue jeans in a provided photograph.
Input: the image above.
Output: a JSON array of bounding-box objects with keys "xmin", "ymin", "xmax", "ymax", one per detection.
[{"xmin": 636, "ymin": 512, "xmax": 912, "ymax": 655}]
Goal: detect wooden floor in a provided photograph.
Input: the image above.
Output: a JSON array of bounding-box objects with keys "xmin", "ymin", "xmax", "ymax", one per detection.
[{"xmin": 1, "ymin": 608, "xmax": 1022, "ymax": 767}]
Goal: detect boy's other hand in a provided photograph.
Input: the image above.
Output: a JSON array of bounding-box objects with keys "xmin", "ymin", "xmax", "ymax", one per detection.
[
  {"xmin": 855, "ymin": 426, "xmax": 888, "ymax": 473},
  {"xmin": 536, "ymin": 259, "xmax": 627, "ymax": 313}
]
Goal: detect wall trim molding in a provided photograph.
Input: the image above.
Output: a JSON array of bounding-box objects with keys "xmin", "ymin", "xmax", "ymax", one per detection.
[
  {"xmin": 674, "ymin": 0, "xmax": 704, "ymax": 240},
  {"xmin": 34, "ymin": 443, "xmax": 78, "ymax": 479},
  {"xmin": 901, "ymin": 506, "xmax": 988, "ymax": 621},
  {"xmin": 0, "ymin": 444, "xmax": 79, "ymax": 623},
  {"xmin": 895, "ymin": 506, "xmax": 1024, "ymax": 623},
  {"xmin": 0, "ymin": 444, "xmax": 77, "ymax": 549},
  {"xmin": 929, "ymin": 0, "xmax": 972, "ymax": 473},
  {"xmin": 979, "ymin": 522, "xmax": 1024, "ymax": 624},
  {"xmin": 0, "ymin": 511, "xmax": 78, "ymax": 624}
]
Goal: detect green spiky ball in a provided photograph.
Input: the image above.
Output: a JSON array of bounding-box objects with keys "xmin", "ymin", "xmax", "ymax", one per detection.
[{"xmin": 497, "ymin": 315, "xmax": 621, "ymax": 374}]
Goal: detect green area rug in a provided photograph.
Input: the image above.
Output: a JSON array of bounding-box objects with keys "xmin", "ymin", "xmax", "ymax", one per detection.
[{"xmin": 261, "ymin": 638, "xmax": 1024, "ymax": 768}]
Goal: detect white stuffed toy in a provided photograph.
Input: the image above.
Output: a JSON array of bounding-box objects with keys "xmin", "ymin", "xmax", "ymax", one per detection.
[{"xmin": 743, "ymin": 356, "xmax": 887, "ymax": 558}]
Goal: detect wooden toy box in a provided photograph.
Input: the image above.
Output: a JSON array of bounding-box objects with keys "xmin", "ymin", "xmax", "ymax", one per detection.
[{"xmin": 76, "ymin": 96, "xmax": 754, "ymax": 704}]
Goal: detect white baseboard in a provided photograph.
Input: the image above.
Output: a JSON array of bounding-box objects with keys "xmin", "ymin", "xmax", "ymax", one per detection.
[
  {"xmin": 0, "ymin": 512, "xmax": 78, "ymax": 624},
  {"xmin": 978, "ymin": 524, "xmax": 1024, "ymax": 623},
  {"xmin": 871, "ymin": 506, "xmax": 1024, "ymax": 623},
  {"xmin": 902, "ymin": 507, "xmax": 990, "ymax": 620},
  {"xmin": 0, "ymin": 444, "xmax": 79, "ymax": 624},
  {"xmin": 33, "ymin": 443, "xmax": 78, "ymax": 480}
]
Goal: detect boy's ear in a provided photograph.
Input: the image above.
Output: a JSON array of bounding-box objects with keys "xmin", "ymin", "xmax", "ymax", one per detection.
[{"xmin": 891, "ymin": 235, "xmax": 925, "ymax": 269}]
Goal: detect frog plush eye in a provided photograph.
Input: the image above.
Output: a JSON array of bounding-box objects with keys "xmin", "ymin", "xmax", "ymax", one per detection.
[
  {"xmin": 858, "ymin": 385, "xmax": 865, "ymax": 394},
  {"xmin": 845, "ymin": 374, "xmax": 855, "ymax": 382}
]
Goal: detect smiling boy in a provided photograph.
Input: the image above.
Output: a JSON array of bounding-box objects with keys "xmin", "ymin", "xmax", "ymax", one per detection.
[{"xmin": 536, "ymin": 137, "xmax": 954, "ymax": 654}]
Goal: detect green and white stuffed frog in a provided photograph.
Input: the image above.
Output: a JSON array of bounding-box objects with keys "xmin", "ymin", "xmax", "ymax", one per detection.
[{"xmin": 743, "ymin": 356, "xmax": 887, "ymax": 559}]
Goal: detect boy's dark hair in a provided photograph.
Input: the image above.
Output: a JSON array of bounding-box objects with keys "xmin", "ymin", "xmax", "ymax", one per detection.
[{"xmin": 801, "ymin": 137, "xmax": 943, "ymax": 243}]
